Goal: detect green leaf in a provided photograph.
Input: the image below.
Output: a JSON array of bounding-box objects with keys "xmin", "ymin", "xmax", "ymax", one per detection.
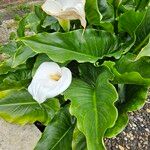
[
  {"xmin": 17, "ymin": 12, "xmax": 40, "ymax": 37},
  {"xmin": 118, "ymin": 10, "xmax": 144, "ymax": 36},
  {"xmin": 12, "ymin": 45, "xmax": 36, "ymax": 68},
  {"xmin": 98, "ymin": 0, "xmax": 114, "ymax": 22},
  {"xmin": 115, "ymin": 54, "xmax": 150, "ymax": 79},
  {"xmin": 0, "ymin": 59, "xmax": 14, "ymax": 75},
  {"xmin": 118, "ymin": 10, "xmax": 145, "ymax": 54},
  {"xmin": 99, "ymin": 22, "xmax": 114, "ymax": 33},
  {"xmin": 105, "ymin": 85, "xmax": 148, "ymax": 137},
  {"xmin": 136, "ymin": 39, "xmax": 150, "ymax": 60},
  {"xmin": 134, "ymin": 0, "xmax": 150, "ymax": 11},
  {"xmin": 0, "ymin": 57, "xmax": 26, "ymax": 75},
  {"xmin": 0, "ymin": 89, "xmax": 60, "ymax": 125},
  {"xmin": 119, "ymin": 0, "xmax": 137, "ymax": 11},
  {"xmin": 79, "ymin": 63, "xmax": 102, "ymax": 86},
  {"xmin": 85, "ymin": 0, "xmax": 102, "ymax": 25},
  {"xmin": 0, "ymin": 69, "xmax": 31, "ymax": 91},
  {"xmin": 0, "ymin": 42, "xmax": 17, "ymax": 56},
  {"xmin": 35, "ymin": 107, "xmax": 76, "ymax": 150},
  {"xmin": 42, "ymin": 16, "xmax": 60, "ymax": 31},
  {"xmin": 133, "ymin": 7, "xmax": 150, "ymax": 52},
  {"xmin": 64, "ymin": 67, "xmax": 118, "ymax": 150},
  {"xmin": 72, "ymin": 128, "xmax": 87, "ymax": 150},
  {"xmin": 0, "ymin": 42, "xmax": 26, "ymax": 75},
  {"xmin": 34, "ymin": 5, "xmax": 46, "ymax": 20},
  {"xmin": 17, "ymin": 6, "xmax": 46, "ymax": 37},
  {"xmin": 118, "ymin": 0, "xmax": 149, "ymax": 12},
  {"xmin": 96, "ymin": 1, "xmax": 114, "ymax": 33},
  {"xmin": 104, "ymin": 54, "xmax": 150, "ymax": 85},
  {"xmin": 118, "ymin": 8, "xmax": 150, "ymax": 53},
  {"xmin": 20, "ymin": 29, "xmax": 120, "ymax": 63}
]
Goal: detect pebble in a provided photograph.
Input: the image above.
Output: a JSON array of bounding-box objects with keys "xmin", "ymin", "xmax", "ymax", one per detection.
[
  {"xmin": 118, "ymin": 145, "xmax": 124, "ymax": 150},
  {"xmin": 146, "ymin": 108, "xmax": 150, "ymax": 113},
  {"xmin": 145, "ymin": 128, "xmax": 149, "ymax": 132}
]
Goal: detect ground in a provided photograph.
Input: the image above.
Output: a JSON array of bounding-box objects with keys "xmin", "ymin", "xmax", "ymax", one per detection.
[{"xmin": 0, "ymin": 1, "xmax": 150, "ymax": 150}]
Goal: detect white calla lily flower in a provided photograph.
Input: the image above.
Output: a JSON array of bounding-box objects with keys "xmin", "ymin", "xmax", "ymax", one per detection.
[
  {"xmin": 42, "ymin": 0, "xmax": 86, "ymax": 30},
  {"xmin": 28, "ymin": 62, "xmax": 72, "ymax": 104}
]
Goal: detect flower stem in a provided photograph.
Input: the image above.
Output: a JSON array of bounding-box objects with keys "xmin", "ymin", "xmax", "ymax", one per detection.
[{"xmin": 58, "ymin": 19, "xmax": 70, "ymax": 31}]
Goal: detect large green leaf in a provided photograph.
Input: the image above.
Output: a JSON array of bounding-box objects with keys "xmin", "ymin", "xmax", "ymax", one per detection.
[
  {"xmin": 117, "ymin": 10, "xmax": 144, "ymax": 54},
  {"xmin": 118, "ymin": 7, "xmax": 150, "ymax": 54},
  {"xmin": 136, "ymin": 39, "xmax": 150, "ymax": 60},
  {"xmin": 115, "ymin": 54, "xmax": 150, "ymax": 79},
  {"xmin": 118, "ymin": 10, "xmax": 144, "ymax": 36},
  {"xmin": 35, "ymin": 107, "xmax": 76, "ymax": 150},
  {"xmin": 20, "ymin": 29, "xmax": 120, "ymax": 63},
  {"xmin": 133, "ymin": 7, "xmax": 150, "ymax": 52},
  {"xmin": 12, "ymin": 45, "xmax": 36, "ymax": 68},
  {"xmin": 105, "ymin": 85, "xmax": 148, "ymax": 137},
  {"xmin": 0, "ymin": 89, "xmax": 59, "ymax": 125},
  {"xmin": 78, "ymin": 62, "xmax": 149, "ymax": 138},
  {"xmin": 85, "ymin": 0, "xmax": 102, "ymax": 25},
  {"xmin": 79, "ymin": 63, "xmax": 102, "ymax": 86},
  {"xmin": 64, "ymin": 67, "xmax": 118, "ymax": 150},
  {"xmin": 104, "ymin": 54, "xmax": 150, "ymax": 85}
]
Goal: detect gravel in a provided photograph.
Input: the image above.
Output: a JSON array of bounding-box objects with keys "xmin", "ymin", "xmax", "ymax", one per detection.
[{"xmin": 106, "ymin": 94, "xmax": 150, "ymax": 150}]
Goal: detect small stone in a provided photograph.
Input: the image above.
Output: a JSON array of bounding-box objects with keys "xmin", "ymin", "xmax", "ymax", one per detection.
[
  {"xmin": 118, "ymin": 145, "xmax": 124, "ymax": 150},
  {"xmin": 126, "ymin": 145, "xmax": 130, "ymax": 149},
  {"xmin": 130, "ymin": 137, "xmax": 134, "ymax": 140},
  {"xmin": 127, "ymin": 133, "xmax": 130, "ymax": 138},
  {"xmin": 137, "ymin": 117, "xmax": 143, "ymax": 122},
  {"xmin": 146, "ymin": 109, "xmax": 150, "ymax": 113},
  {"xmin": 145, "ymin": 128, "xmax": 149, "ymax": 132},
  {"xmin": 124, "ymin": 137, "xmax": 127, "ymax": 141},
  {"xmin": 132, "ymin": 123, "xmax": 137, "ymax": 127},
  {"xmin": 130, "ymin": 116, "xmax": 134, "ymax": 120}
]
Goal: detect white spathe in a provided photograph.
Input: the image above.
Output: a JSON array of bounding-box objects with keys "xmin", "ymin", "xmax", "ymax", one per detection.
[
  {"xmin": 42, "ymin": 0, "xmax": 86, "ymax": 28},
  {"xmin": 28, "ymin": 62, "xmax": 72, "ymax": 104}
]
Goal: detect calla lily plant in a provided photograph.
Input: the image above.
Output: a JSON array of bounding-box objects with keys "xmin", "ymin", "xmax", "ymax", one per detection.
[{"xmin": 0, "ymin": 0, "xmax": 150, "ymax": 150}]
